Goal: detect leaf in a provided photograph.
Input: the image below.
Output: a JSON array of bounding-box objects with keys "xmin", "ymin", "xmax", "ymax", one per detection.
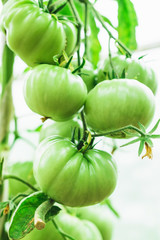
[
  {"xmin": 27, "ymin": 125, "xmax": 43, "ymax": 133},
  {"xmin": 138, "ymin": 139, "xmax": 145, "ymax": 156},
  {"xmin": 149, "ymin": 119, "xmax": 160, "ymax": 134},
  {"xmin": 137, "ymin": 122, "xmax": 146, "ymax": 133},
  {"xmin": 101, "ymin": 15, "xmax": 116, "ymax": 30},
  {"xmin": 150, "ymin": 134, "xmax": 160, "ymax": 139},
  {"xmin": 87, "ymin": 8, "xmax": 101, "ymax": 67},
  {"xmin": 45, "ymin": 206, "xmax": 61, "ymax": 222},
  {"xmin": 145, "ymin": 138, "xmax": 153, "ymax": 148},
  {"xmin": 9, "ymin": 191, "xmax": 48, "ymax": 240},
  {"xmin": 116, "ymin": 0, "xmax": 138, "ymax": 50},
  {"xmin": 120, "ymin": 137, "xmax": 140, "ymax": 147}
]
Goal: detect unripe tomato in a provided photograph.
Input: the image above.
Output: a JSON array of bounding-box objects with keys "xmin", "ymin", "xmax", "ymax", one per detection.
[
  {"xmin": 55, "ymin": 212, "xmax": 103, "ymax": 240},
  {"xmin": 75, "ymin": 205, "xmax": 114, "ymax": 240},
  {"xmin": 62, "ymin": 21, "xmax": 77, "ymax": 56},
  {"xmin": 72, "ymin": 59, "xmax": 97, "ymax": 92},
  {"xmin": 23, "ymin": 64, "xmax": 87, "ymax": 121},
  {"xmin": 97, "ymin": 55, "xmax": 158, "ymax": 94},
  {"xmin": 34, "ymin": 136, "xmax": 117, "ymax": 207},
  {"xmin": 84, "ymin": 79, "xmax": 155, "ymax": 137},
  {"xmin": 1, "ymin": 0, "xmax": 77, "ymax": 66},
  {"xmin": 39, "ymin": 118, "xmax": 82, "ymax": 142}
]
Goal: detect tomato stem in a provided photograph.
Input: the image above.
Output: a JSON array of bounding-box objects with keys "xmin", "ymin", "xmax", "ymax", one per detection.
[
  {"xmin": 88, "ymin": 1, "xmax": 132, "ymax": 57},
  {"xmin": 92, "ymin": 125, "xmax": 146, "ymax": 138},
  {"xmin": 68, "ymin": 0, "xmax": 82, "ymax": 67},
  {"xmin": 34, "ymin": 199, "xmax": 54, "ymax": 230},
  {"xmin": 52, "ymin": 219, "xmax": 75, "ymax": 240},
  {"xmin": 3, "ymin": 175, "xmax": 38, "ymax": 192},
  {"xmin": 83, "ymin": 1, "xmax": 88, "ymax": 57}
]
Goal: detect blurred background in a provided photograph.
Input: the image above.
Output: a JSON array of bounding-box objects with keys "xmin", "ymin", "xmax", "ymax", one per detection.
[{"xmin": 0, "ymin": 0, "xmax": 160, "ymax": 239}]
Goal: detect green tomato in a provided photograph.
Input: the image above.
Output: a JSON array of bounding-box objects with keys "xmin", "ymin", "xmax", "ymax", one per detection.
[
  {"xmin": 33, "ymin": 136, "xmax": 117, "ymax": 207},
  {"xmin": 62, "ymin": 21, "xmax": 77, "ymax": 56},
  {"xmin": 1, "ymin": 0, "xmax": 77, "ymax": 66},
  {"xmin": 55, "ymin": 212, "xmax": 103, "ymax": 240},
  {"xmin": 84, "ymin": 79, "xmax": 155, "ymax": 137},
  {"xmin": 97, "ymin": 55, "xmax": 158, "ymax": 94},
  {"xmin": 75, "ymin": 205, "xmax": 114, "ymax": 240},
  {"xmin": 39, "ymin": 118, "xmax": 82, "ymax": 142},
  {"xmin": 72, "ymin": 59, "xmax": 96, "ymax": 92},
  {"xmin": 23, "ymin": 64, "xmax": 87, "ymax": 121}
]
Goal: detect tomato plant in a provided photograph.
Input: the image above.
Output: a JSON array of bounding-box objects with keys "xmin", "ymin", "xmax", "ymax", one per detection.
[
  {"xmin": 84, "ymin": 79, "xmax": 155, "ymax": 137},
  {"xmin": 97, "ymin": 55, "xmax": 158, "ymax": 94},
  {"xmin": 0, "ymin": 0, "xmax": 160, "ymax": 239},
  {"xmin": 34, "ymin": 136, "xmax": 117, "ymax": 207},
  {"xmin": 23, "ymin": 64, "xmax": 87, "ymax": 121}
]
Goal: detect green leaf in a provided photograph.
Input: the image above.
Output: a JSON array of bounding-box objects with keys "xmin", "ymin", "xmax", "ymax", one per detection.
[
  {"xmin": 138, "ymin": 139, "xmax": 145, "ymax": 156},
  {"xmin": 145, "ymin": 138, "xmax": 153, "ymax": 147},
  {"xmin": 27, "ymin": 125, "xmax": 43, "ymax": 133},
  {"xmin": 117, "ymin": 0, "xmax": 138, "ymax": 50},
  {"xmin": 149, "ymin": 119, "xmax": 160, "ymax": 134},
  {"xmin": 9, "ymin": 191, "xmax": 48, "ymax": 240},
  {"xmin": 101, "ymin": 15, "xmax": 116, "ymax": 30},
  {"xmin": 150, "ymin": 134, "xmax": 160, "ymax": 139},
  {"xmin": 120, "ymin": 137, "xmax": 140, "ymax": 147},
  {"xmin": 45, "ymin": 206, "xmax": 61, "ymax": 222},
  {"xmin": 87, "ymin": 8, "xmax": 101, "ymax": 67},
  {"xmin": 137, "ymin": 122, "xmax": 146, "ymax": 133}
]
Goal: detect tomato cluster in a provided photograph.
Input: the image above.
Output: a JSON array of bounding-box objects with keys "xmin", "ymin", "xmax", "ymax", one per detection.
[
  {"xmin": 1, "ymin": 0, "xmax": 157, "ymax": 232},
  {"xmin": 1, "ymin": 0, "xmax": 77, "ymax": 66}
]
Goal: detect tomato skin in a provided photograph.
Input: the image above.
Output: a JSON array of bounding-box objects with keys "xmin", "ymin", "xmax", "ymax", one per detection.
[
  {"xmin": 33, "ymin": 136, "xmax": 117, "ymax": 207},
  {"xmin": 56, "ymin": 212, "xmax": 103, "ymax": 240},
  {"xmin": 97, "ymin": 55, "xmax": 158, "ymax": 94},
  {"xmin": 23, "ymin": 64, "xmax": 87, "ymax": 121},
  {"xmin": 75, "ymin": 206, "xmax": 114, "ymax": 240},
  {"xmin": 72, "ymin": 60, "xmax": 97, "ymax": 92},
  {"xmin": 84, "ymin": 79, "xmax": 155, "ymax": 136},
  {"xmin": 0, "ymin": 0, "xmax": 77, "ymax": 66},
  {"xmin": 39, "ymin": 118, "xmax": 82, "ymax": 142},
  {"xmin": 62, "ymin": 21, "xmax": 77, "ymax": 56}
]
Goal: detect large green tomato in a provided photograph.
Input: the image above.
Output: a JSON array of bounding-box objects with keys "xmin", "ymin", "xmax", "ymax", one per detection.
[
  {"xmin": 34, "ymin": 136, "xmax": 117, "ymax": 207},
  {"xmin": 75, "ymin": 206, "xmax": 114, "ymax": 240},
  {"xmin": 39, "ymin": 118, "xmax": 82, "ymax": 142},
  {"xmin": 23, "ymin": 64, "xmax": 87, "ymax": 121},
  {"xmin": 1, "ymin": 0, "xmax": 77, "ymax": 66},
  {"xmin": 21, "ymin": 212, "xmax": 102, "ymax": 240},
  {"xmin": 97, "ymin": 55, "xmax": 158, "ymax": 94},
  {"xmin": 84, "ymin": 79, "xmax": 155, "ymax": 137}
]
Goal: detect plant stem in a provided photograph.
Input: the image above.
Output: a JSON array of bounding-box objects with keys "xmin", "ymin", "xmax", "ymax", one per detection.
[
  {"xmin": 80, "ymin": 110, "xmax": 88, "ymax": 140},
  {"xmin": 34, "ymin": 199, "xmax": 54, "ymax": 230},
  {"xmin": 68, "ymin": 0, "xmax": 82, "ymax": 66},
  {"xmin": 3, "ymin": 175, "xmax": 38, "ymax": 191},
  {"xmin": 92, "ymin": 125, "xmax": 145, "ymax": 137},
  {"xmin": 88, "ymin": 1, "xmax": 132, "ymax": 57},
  {"xmin": 52, "ymin": 219, "xmax": 75, "ymax": 240},
  {"xmin": 84, "ymin": 2, "xmax": 88, "ymax": 57},
  {"xmin": 12, "ymin": 193, "xmax": 28, "ymax": 202}
]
